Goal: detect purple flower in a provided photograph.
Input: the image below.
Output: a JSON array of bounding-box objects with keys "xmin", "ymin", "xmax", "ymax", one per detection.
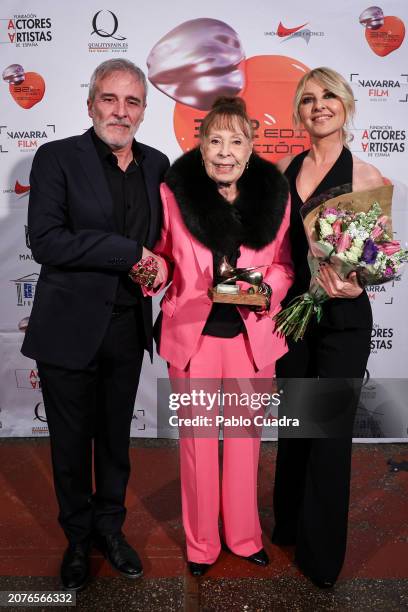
[
  {"xmin": 384, "ymin": 266, "xmax": 394, "ymax": 277},
  {"xmin": 322, "ymin": 207, "xmax": 339, "ymax": 218},
  {"xmin": 362, "ymin": 239, "xmax": 379, "ymax": 264},
  {"xmin": 324, "ymin": 234, "xmax": 337, "ymax": 245}
]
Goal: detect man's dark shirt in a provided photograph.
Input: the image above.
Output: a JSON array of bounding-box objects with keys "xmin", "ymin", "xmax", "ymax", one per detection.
[{"xmin": 92, "ymin": 128, "xmax": 150, "ymax": 306}]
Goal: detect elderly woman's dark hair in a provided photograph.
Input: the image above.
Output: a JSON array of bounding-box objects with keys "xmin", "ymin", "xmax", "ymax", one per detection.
[{"xmin": 199, "ymin": 97, "xmax": 254, "ymax": 141}]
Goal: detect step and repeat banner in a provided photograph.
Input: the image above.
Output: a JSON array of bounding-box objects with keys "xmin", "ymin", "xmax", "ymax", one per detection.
[{"xmin": 1, "ymin": 0, "xmax": 407, "ymax": 439}]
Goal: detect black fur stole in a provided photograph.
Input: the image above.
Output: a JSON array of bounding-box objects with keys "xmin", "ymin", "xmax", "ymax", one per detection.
[{"xmin": 164, "ymin": 148, "xmax": 289, "ymax": 254}]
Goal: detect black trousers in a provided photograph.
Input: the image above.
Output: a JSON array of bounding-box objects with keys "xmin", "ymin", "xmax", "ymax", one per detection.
[
  {"xmin": 274, "ymin": 320, "xmax": 371, "ymax": 582},
  {"xmin": 38, "ymin": 307, "xmax": 145, "ymax": 544}
]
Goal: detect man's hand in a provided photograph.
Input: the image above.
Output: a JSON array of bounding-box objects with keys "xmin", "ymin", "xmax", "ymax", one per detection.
[
  {"xmin": 315, "ymin": 262, "xmax": 363, "ymax": 299},
  {"xmin": 141, "ymin": 247, "xmax": 167, "ymax": 289}
]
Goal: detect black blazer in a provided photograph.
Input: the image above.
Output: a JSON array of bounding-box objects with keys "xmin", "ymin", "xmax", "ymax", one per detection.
[{"xmin": 22, "ymin": 128, "xmax": 169, "ymax": 369}]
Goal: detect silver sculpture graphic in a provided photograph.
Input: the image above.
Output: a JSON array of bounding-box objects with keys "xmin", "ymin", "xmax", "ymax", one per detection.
[
  {"xmin": 2, "ymin": 64, "xmax": 25, "ymax": 85},
  {"xmin": 147, "ymin": 18, "xmax": 245, "ymax": 110},
  {"xmin": 359, "ymin": 6, "xmax": 385, "ymax": 29}
]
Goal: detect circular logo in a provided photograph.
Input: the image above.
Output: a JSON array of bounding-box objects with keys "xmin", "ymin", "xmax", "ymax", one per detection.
[{"xmin": 34, "ymin": 402, "xmax": 47, "ymax": 423}]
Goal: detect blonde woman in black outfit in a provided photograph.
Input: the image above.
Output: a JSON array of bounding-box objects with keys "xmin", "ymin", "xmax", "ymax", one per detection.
[{"xmin": 273, "ymin": 67, "xmax": 384, "ymax": 588}]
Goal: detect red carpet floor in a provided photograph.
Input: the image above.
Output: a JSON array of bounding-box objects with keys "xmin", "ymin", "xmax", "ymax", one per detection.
[{"xmin": 0, "ymin": 439, "xmax": 407, "ymax": 611}]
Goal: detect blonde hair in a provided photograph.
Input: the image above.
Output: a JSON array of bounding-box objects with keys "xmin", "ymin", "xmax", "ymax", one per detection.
[
  {"xmin": 293, "ymin": 67, "xmax": 355, "ymax": 144},
  {"xmin": 199, "ymin": 96, "xmax": 253, "ymax": 141}
]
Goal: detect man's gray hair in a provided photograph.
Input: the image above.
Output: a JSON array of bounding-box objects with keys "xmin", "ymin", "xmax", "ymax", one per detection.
[{"xmin": 88, "ymin": 59, "xmax": 148, "ymax": 103}]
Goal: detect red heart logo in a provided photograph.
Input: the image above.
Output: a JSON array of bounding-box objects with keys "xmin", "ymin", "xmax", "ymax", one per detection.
[
  {"xmin": 365, "ymin": 16, "xmax": 405, "ymax": 56},
  {"xmin": 9, "ymin": 71, "xmax": 45, "ymax": 108}
]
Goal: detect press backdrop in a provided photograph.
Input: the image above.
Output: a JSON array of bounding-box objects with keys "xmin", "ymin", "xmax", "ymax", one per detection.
[{"xmin": 1, "ymin": 0, "xmax": 407, "ymax": 440}]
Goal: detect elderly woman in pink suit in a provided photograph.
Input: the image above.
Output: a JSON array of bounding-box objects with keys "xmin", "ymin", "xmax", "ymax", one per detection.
[{"xmin": 149, "ymin": 97, "xmax": 293, "ymax": 576}]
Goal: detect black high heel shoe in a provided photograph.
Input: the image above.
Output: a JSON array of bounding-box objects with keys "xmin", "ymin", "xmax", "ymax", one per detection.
[
  {"xmin": 244, "ymin": 548, "xmax": 269, "ymax": 567},
  {"xmin": 188, "ymin": 561, "xmax": 212, "ymax": 577},
  {"xmin": 222, "ymin": 539, "xmax": 270, "ymax": 567}
]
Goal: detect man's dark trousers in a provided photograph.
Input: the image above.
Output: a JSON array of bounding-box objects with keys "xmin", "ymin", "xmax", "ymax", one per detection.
[{"xmin": 38, "ymin": 307, "xmax": 145, "ymax": 543}]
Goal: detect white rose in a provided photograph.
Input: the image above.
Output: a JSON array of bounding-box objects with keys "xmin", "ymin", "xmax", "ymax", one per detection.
[
  {"xmin": 319, "ymin": 219, "xmax": 333, "ymax": 237},
  {"xmin": 344, "ymin": 245, "xmax": 361, "ymax": 264}
]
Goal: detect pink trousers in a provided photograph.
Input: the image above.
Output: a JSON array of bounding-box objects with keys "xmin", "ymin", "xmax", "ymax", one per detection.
[{"xmin": 168, "ymin": 333, "xmax": 275, "ymax": 564}]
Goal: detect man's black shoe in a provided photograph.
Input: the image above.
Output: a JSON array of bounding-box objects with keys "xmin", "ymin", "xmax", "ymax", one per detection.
[
  {"xmin": 97, "ymin": 533, "xmax": 143, "ymax": 578},
  {"xmin": 60, "ymin": 542, "xmax": 90, "ymax": 591}
]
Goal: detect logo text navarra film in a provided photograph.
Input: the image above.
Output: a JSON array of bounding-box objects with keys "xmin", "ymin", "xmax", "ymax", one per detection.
[
  {"xmin": 350, "ymin": 73, "xmax": 408, "ymax": 102},
  {"xmin": 0, "ymin": 125, "xmax": 55, "ymax": 153}
]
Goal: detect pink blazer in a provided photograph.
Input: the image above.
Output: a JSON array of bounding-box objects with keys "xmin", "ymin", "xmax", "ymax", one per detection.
[{"xmin": 149, "ymin": 183, "xmax": 293, "ymax": 371}]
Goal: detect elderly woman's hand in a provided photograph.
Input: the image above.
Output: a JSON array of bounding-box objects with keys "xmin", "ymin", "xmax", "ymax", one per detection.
[
  {"xmin": 315, "ymin": 262, "xmax": 363, "ymax": 299},
  {"xmin": 248, "ymin": 282, "xmax": 272, "ymax": 313}
]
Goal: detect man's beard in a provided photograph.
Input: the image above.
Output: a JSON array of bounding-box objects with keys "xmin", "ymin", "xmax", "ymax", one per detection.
[{"xmin": 94, "ymin": 120, "xmax": 137, "ymax": 150}]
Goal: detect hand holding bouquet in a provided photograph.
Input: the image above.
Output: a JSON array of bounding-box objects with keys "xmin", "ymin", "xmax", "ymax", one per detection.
[{"xmin": 274, "ymin": 184, "xmax": 408, "ymax": 341}]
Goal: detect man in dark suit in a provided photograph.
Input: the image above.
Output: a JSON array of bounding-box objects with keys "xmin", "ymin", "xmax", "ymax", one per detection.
[{"xmin": 22, "ymin": 59, "xmax": 169, "ymax": 591}]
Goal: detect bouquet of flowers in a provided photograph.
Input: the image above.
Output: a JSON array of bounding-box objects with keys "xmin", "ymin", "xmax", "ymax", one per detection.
[{"xmin": 274, "ymin": 184, "xmax": 408, "ymax": 341}]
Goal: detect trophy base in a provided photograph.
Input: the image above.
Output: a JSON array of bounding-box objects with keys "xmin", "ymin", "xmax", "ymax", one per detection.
[{"xmin": 208, "ymin": 288, "xmax": 267, "ymax": 307}]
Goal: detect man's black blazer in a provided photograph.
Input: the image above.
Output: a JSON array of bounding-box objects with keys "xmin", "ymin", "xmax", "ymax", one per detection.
[{"xmin": 22, "ymin": 128, "xmax": 169, "ymax": 369}]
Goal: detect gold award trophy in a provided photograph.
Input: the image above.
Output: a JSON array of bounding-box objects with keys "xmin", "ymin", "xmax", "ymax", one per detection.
[{"xmin": 208, "ymin": 256, "xmax": 269, "ymax": 308}]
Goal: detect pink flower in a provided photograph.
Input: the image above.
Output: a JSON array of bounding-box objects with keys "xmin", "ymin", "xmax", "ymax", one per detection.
[
  {"xmin": 377, "ymin": 240, "xmax": 401, "ymax": 256},
  {"xmin": 336, "ymin": 232, "xmax": 352, "ymax": 253},
  {"xmin": 332, "ymin": 220, "xmax": 342, "ymax": 236},
  {"xmin": 370, "ymin": 225, "xmax": 384, "ymax": 240},
  {"xmin": 370, "ymin": 215, "xmax": 388, "ymax": 240}
]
